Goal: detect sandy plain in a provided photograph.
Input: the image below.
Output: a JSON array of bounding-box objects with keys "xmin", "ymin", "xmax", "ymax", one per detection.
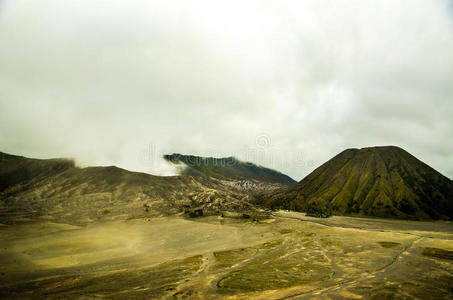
[{"xmin": 1, "ymin": 211, "xmax": 452, "ymax": 299}]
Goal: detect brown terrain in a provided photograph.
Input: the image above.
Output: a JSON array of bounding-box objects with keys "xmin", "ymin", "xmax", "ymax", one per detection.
[{"xmin": 1, "ymin": 148, "xmax": 452, "ymax": 299}]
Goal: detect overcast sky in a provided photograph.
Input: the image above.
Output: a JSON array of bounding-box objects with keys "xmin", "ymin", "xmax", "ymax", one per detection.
[{"xmin": 1, "ymin": 0, "xmax": 453, "ymax": 180}]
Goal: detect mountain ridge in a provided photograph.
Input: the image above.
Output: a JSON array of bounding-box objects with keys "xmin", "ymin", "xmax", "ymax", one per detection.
[
  {"xmin": 2, "ymin": 147, "xmax": 453, "ymax": 222},
  {"xmin": 163, "ymin": 153, "xmax": 295, "ymax": 185},
  {"xmin": 0, "ymin": 151, "xmax": 279, "ymax": 224}
]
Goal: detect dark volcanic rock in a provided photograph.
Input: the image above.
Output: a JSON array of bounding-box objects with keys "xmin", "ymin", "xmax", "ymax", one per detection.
[
  {"xmin": 188, "ymin": 209, "xmax": 204, "ymax": 218},
  {"xmin": 258, "ymin": 146, "xmax": 453, "ymax": 220}
]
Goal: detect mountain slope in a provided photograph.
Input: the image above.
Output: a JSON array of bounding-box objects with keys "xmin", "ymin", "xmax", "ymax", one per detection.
[
  {"xmin": 0, "ymin": 152, "xmax": 74, "ymax": 191},
  {"xmin": 163, "ymin": 153, "xmax": 295, "ymax": 185},
  {"xmin": 0, "ymin": 152, "xmax": 263, "ymax": 224},
  {"xmin": 258, "ymin": 146, "xmax": 453, "ymax": 220}
]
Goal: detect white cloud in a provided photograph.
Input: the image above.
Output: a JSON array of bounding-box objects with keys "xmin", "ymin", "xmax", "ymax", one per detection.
[{"xmin": 1, "ymin": 0, "xmax": 453, "ymax": 179}]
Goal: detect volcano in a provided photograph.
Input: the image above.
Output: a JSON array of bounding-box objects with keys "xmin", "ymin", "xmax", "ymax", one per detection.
[{"xmin": 260, "ymin": 146, "xmax": 453, "ymax": 220}]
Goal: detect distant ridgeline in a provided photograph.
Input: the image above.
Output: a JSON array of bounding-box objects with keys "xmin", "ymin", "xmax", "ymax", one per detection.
[
  {"xmin": 257, "ymin": 146, "xmax": 453, "ymax": 220},
  {"xmin": 163, "ymin": 153, "xmax": 295, "ymax": 185},
  {"xmin": 2, "ymin": 146, "xmax": 452, "ymax": 222}
]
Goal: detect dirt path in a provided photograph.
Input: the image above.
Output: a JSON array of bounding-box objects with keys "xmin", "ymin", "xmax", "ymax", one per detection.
[
  {"xmin": 298, "ymin": 236, "xmax": 423, "ymax": 299},
  {"xmin": 273, "ymin": 212, "xmax": 426, "ymax": 299}
]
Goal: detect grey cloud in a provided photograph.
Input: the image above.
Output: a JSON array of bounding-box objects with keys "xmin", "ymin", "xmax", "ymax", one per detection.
[{"xmin": 1, "ymin": 0, "xmax": 453, "ymax": 180}]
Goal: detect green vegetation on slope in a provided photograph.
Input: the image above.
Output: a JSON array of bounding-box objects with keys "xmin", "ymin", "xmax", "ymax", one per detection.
[
  {"xmin": 163, "ymin": 153, "xmax": 295, "ymax": 185},
  {"xmin": 258, "ymin": 146, "xmax": 453, "ymax": 220}
]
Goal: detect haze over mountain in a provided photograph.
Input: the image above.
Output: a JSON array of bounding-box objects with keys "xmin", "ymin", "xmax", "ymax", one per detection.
[
  {"xmin": 259, "ymin": 146, "xmax": 453, "ymax": 220},
  {"xmin": 2, "ymin": 1, "xmax": 453, "ymax": 180}
]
